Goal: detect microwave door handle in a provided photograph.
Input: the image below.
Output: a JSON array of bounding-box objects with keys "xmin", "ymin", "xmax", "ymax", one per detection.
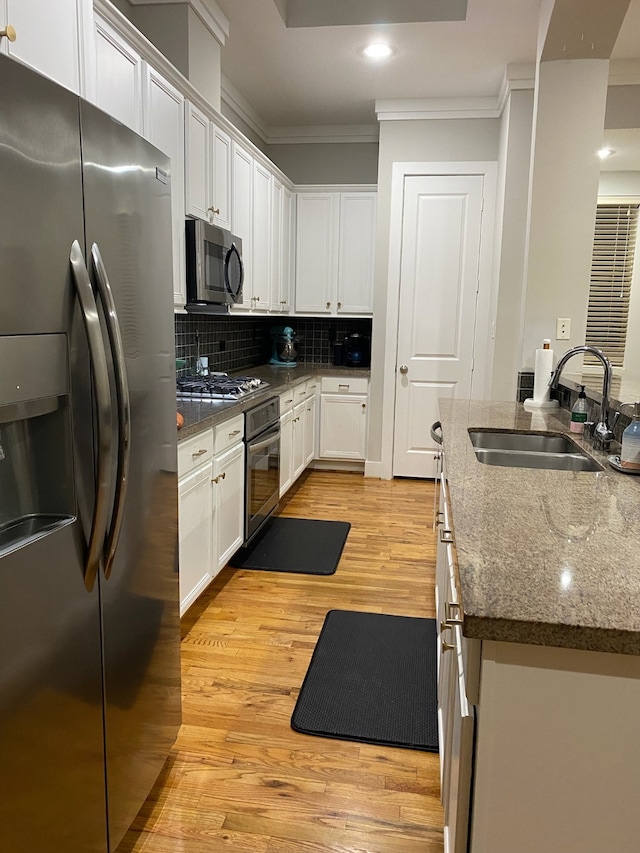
[
  {"xmin": 91, "ymin": 243, "xmax": 131, "ymax": 580},
  {"xmin": 69, "ymin": 240, "xmax": 114, "ymax": 592},
  {"xmin": 224, "ymin": 243, "xmax": 243, "ymax": 299}
]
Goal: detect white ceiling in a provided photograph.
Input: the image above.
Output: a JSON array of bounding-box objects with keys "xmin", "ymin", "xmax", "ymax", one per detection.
[{"xmin": 213, "ymin": 0, "xmax": 640, "ymax": 136}]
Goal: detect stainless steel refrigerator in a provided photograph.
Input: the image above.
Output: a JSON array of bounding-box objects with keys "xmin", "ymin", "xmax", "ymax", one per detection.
[{"xmin": 0, "ymin": 56, "xmax": 181, "ymax": 852}]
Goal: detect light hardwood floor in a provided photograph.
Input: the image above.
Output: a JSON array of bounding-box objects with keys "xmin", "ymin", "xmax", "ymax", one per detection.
[{"xmin": 117, "ymin": 470, "xmax": 443, "ymax": 853}]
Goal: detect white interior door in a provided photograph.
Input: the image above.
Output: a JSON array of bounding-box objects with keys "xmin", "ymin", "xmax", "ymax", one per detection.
[{"xmin": 393, "ymin": 174, "xmax": 484, "ymax": 478}]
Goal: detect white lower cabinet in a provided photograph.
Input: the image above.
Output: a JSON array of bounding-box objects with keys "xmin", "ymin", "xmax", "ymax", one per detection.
[
  {"xmin": 213, "ymin": 440, "xmax": 244, "ymax": 570},
  {"xmin": 178, "ymin": 415, "xmax": 244, "ymax": 615},
  {"xmin": 304, "ymin": 381, "xmax": 318, "ymax": 465},
  {"xmin": 279, "ymin": 407, "xmax": 294, "ymax": 497},
  {"xmin": 319, "ymin": 376, "xmax": 368, "ymax": 460},
  {"xmin": 292, "ymin": 400, "xmax": 306, "ymax": 481}
]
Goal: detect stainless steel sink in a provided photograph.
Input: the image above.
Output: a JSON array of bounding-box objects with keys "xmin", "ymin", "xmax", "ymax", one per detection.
[{"xmin": 468, "ymin": 429, "xmax": 603, "ymax": 472}]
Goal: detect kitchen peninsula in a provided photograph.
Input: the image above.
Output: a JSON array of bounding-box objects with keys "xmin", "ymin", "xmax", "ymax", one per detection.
[{"xmin": 437, "ymin": 398, "xmax": 640, "ymax": 853}]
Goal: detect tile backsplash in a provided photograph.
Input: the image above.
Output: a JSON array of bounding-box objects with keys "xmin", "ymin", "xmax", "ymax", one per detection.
[{"xmin": 175, "ymin": 314, "xmax": 372, "ymax": 376}]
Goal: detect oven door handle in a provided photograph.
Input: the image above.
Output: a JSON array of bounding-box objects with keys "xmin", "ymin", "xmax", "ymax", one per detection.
[{"xmin": 247, "ymin": 426, "xmax": 280, "ymax": 454}]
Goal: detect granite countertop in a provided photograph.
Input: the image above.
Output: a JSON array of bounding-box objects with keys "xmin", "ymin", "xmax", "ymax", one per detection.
[
  {"xmin": 439, "ymin": 398, "xmax": 640, "ymax": 655},
  {"xmin": 177, "ymin": 364, "xmax": 370, "ymax": 440}
]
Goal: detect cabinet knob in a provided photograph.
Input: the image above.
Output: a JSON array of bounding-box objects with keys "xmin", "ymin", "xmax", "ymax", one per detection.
[
  {"xmin": 220, "ymin": 471, "xmax": 226, "ymax": 480},
  {"xmin": 326, "ymin": 301, "xmax": 331, "ymax": 308},
  {"xmin": 0, "ymin": 24, "xmax": 16, "ymax": 42},
  {"xmin": 207, "ymin": 206, "xmax": 220, "ymax": 215},
  {"xmin": 399, "ymin": 364, "xmax": 408, "ymax": 375},
  {"xmin": 362, "ymin": 403, "xmax": 366, "ymax": 410},
  {"xmin": 337, "ymin": 301, "xmax": 342, "ymax": 309},
  {"xmin": 211, "ymin": 475, "xmax": 219, "ymax": 484}
]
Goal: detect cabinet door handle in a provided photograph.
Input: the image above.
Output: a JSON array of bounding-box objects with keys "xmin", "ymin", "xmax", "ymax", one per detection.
[
  {"xmin": 440, "ymin": 623, "xmax": 455, "ymax": 652},
  {"xmin": 207, "ymin": 206, "xmax": 220, "ymax": 215},
  {"xmin": 285, "ymin": 398, "xmax": 293, "ymax": 404},
  {"xmin": 229, "ymin": 430, "xmax": 241, "ymax": 437},
  {"xmin": 220, "ymin": 471, "xmax": 226, "ymax": 480},
  {"xmin": 444, "ymin": 601, "xmax": 463, "ymax": 625},
  {"xmin": 192, "ymin": 448, "xmax": 207, "ymax": 458},
  {"xmin": 211, "ymin": 475, "xmax": 219, "ymax": 484},
  {"xmin": 0, "ymin": 24, "xmax": 16, "ymax": 42}
]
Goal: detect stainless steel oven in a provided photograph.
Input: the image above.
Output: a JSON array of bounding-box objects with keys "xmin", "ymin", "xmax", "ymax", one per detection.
[{"xmin": 244, "ymin": 396, "xmax": 280, "ymax": 542}]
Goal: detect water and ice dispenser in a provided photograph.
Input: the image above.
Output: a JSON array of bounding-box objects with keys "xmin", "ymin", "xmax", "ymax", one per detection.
[{"xmin": 0, "ymin": 335, "xmax": 74, "ymax": 556}]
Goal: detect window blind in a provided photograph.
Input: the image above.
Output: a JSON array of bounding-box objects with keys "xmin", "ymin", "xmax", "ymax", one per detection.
[{"xmin": 585, "ymin": 202, "xmax": 639, "ymax": 368}]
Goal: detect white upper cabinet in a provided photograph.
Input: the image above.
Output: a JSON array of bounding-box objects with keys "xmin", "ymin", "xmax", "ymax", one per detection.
[
  {"xmin": 211, "ymin": 124, "xmax": 231, "ymax": 230},
  {"xmin": 252, "ymin": 159, "xmax": 272, "ymax": 312},
  {"xmin": 295, "ymin": 191, "xmax": 376, "ymax": 316},
  {"xmin": 185, "ymin": 101, "xmax": 210, "ymax": 222},
  {"xmin": 337, "ymin": 192, "xmax": 376, "ymax": 314},
  {"xmin": 231, "ymin": 140, "xmax": 253, "ymax": 310},
  {"xmin": 270, "ymin": 176, "xmax": 283, "ymax": 312},
  {"xmin": 0, "ymin": 0, "xmax": 90, "ymax": 95},
  {"xmin": 295, "ymin": 193, "xmax": 338, "ymax": 314},
  {"xmin": 184, "ymin": 102, "xmax": 232, "ymax": 230},
  {"xmin": 143, "ymin": 66, "xmax": 185, "ymax": 309},
  {"xmin": 93, "ymin": 14, "xmax": 143, "ymax": 134}
]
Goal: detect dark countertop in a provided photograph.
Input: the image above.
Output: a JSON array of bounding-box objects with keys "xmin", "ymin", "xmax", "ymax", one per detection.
[
  {"xmin": 177, "ymin": 364, "xmax": 370, "ymax": 440},
  {"xmin": 439, "ymin": 398, "xmax": 640, "ymax": 656}
]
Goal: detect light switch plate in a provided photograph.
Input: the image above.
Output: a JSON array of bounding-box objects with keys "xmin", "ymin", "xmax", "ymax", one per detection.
[{"xmin": 556, "ymin": 318, "xmax": 571, "ymax": 340}]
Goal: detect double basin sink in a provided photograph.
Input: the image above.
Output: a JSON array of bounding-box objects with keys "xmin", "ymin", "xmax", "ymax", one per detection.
[{"xmin": 469, "ymin": 429, "xmax": 603, "ymax": 472}]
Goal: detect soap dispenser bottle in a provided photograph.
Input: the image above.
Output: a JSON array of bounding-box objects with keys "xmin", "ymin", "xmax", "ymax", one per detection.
[
  {"xmin": 570, "ymin": 385, "xmax": 589, "ymax": 434},
  {"xmin": 621, "ymin": 402, "xmax": 640, "ymax": 470}
]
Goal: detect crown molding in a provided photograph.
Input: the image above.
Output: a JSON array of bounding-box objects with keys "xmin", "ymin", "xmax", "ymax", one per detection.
[
  {"xmin": 221, "ymin": 74, "xmax": 270, "ymax": 141},
  {"xmin": 127, "ymin": 0, "xmax": 229, "ymax": 45},
  {"xmin": 375, "ymin": 96, "xmax": 502, "ymax": 121},
  {"xmin": 221, "ymin": 76, "xmax": 379, "ymax": 144},
  {"xmin": 266, "ymin": 125, "xmax": 379, "ymax": 144},
  {"xmin": 497, "ymin": 63, "xmax": 536, "ymax": 112}
]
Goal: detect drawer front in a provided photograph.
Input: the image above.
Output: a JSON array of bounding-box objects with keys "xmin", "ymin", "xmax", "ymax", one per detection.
[
  {"xmin": 293, "ymin": 381, "xmax": 308, "ymax": 405},
  {"xmin": 214, "ymin": 413, "xmax": 245, "ymax": 455},
  {"xmin": 321, "ymin": 375, "xmax": 368, "ymax": 395},
  {"xmin": 177, "ymin": 428, "xmax": 214, "ymax": 476},
  {"xmin": 280, "ymin": 388, "xmax": 296, "ymax": 413}
]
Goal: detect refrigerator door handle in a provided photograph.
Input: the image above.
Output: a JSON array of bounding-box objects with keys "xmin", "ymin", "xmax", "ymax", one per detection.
[
  {"xmin": 91, "ymin": 242, "xmax": 131, "ymax": 580},
  {"xmin": 69, "ymin": 240, "xmax": 114, "ymax": 592}
]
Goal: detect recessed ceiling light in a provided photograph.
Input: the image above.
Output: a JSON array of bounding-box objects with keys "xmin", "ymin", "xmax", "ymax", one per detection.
[
  {"xmin": 362, "ymin": 42, "xmax": 393, "ymax": 60},
  {"xmin": 598, "ymin": 147, "xmax": 616, "ymax": 159}
]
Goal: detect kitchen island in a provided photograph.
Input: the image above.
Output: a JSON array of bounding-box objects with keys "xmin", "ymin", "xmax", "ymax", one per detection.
[{"xmin": 437, "ymin": 399, "xmax": 640, "ymax": 853}]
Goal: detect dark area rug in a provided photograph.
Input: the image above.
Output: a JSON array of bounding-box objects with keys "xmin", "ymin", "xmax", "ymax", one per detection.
[
  {"xmin": 291, "ymin": 610, "xmax": 438, "ymax": 751},
  {"xmin": 230, "ymin": 517, "xmax": 350, "ymax": 575}
]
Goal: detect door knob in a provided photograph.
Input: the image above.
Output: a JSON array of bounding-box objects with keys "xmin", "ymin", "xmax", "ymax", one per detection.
[{"xmin": 399, "ymin": 365, "xmax": 408, "ymax": 375}]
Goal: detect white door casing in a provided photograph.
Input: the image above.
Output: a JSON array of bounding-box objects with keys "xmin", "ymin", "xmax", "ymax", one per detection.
[{"xmin": 382, "ymin": 163, "xmax": 496, "ymax": 480}]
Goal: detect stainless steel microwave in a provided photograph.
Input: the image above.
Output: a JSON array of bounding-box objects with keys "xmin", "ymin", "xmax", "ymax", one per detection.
[{"xmin": 185, "ymin": 219, "xmax": 244, "ymax": 312}]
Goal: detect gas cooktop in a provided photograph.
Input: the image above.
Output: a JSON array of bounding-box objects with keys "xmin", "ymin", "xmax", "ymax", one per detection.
[{"xmin": 177, "ymin": 373, "xmax": 269, "ymax": 401}]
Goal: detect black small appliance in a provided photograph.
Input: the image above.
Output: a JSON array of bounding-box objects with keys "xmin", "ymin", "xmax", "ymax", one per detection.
[{"xmin": 343, "ymin": 333, "xmax": 370, "ymax": 368}]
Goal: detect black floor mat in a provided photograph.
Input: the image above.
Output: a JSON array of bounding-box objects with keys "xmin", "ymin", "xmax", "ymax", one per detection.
[
  {"xmin": 230, "ymin": 517, "xmax": 350, "ymax": 575},
  {"xmin": 291, "ymin": 610, "xmax": 439, "ymax": 752}
]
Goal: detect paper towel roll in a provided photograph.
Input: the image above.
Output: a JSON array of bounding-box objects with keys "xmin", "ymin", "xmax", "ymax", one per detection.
[
  {"xmin": 532, "ymin": 347, "xmax": 554, "ymax": 403},
  {"xmin": 523, "ymin": 341, "xmax": 559, "ymax": 410}
]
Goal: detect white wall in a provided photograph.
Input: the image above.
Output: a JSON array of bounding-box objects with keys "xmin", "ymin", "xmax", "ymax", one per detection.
[
  {"xmin": 367, "ymin": 118, "xmax": 500, "ymax": 468},
  {"xmin": 490, "ymin": 89, "xmax": 535, "ymax": 401},
  {"xmin": 266, "ymin": 143, "xmax": 379, "ymax": 185},
  {"xmin": 521, "ymin": 59, "xmax": 610, "ymax": 368}
]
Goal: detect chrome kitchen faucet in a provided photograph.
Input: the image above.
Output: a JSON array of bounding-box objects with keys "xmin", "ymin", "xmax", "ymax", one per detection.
[{"xmin": 549, "ymin": 345, "xmax": 617, "ymax": 451}]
